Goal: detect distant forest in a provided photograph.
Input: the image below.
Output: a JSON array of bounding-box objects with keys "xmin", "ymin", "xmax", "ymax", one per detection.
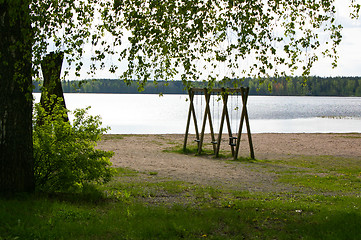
[{"xmin": 33, "ymin": 76, "xmax": 361, "ymax": 96}]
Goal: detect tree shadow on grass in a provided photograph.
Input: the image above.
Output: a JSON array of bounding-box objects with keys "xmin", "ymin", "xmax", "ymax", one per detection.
[{"xmin": 294, "ymin": 211, "xmax": 361, "ymax": 240}]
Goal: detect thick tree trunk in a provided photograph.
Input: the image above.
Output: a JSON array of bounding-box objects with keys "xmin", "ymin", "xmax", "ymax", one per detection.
[{"xmin": 0, "ymin": 1, "xmax": 35, "ymax": 192}]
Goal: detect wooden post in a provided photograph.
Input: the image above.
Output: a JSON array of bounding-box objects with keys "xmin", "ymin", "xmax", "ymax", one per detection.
[
  {"xmin": 184, "ymin": 89, "xmax": 193, "ymax": 151},
  {"xmin": 198, "ymin": 89, "xmax": 210, "ymax": 155},
  {"xmin": 234, "ymin": 87, "xmax": 254, "ymax": 160},
  {"xmin": 183, "ymin": 89, "xmax": 201, "ymax": 151},
  {"xmin": 242, "ymin": 88, "xmax": 255, "ymax": 159},
  {"xmin": 205, "ymin": 91, "xmax": 217, "ymax": 154},
  {"xmin": 216, "ymin": 89, "xmax": 227, "ymax": 157},
  {"xmin": 234, "ymin": 88, "xmax": 246, "ymax": 160}
]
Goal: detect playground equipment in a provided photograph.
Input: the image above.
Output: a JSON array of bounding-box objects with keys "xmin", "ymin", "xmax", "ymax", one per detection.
[{"xmin": 183, "ymin": 87, "xmax": 254, "ymax": 160}]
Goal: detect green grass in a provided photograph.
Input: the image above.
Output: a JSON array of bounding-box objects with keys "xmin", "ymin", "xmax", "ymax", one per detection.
[
  {"xmin": 338, "ymin": 135, "xmax": 361, "ymax": 139},
  {"xmin": 266, "ymin": 155, "xmax": 361, "ymax": 194},
  {"xmin": 2, "ymin": 155, "xmax": 361, "ymax": 239},
  {"xmin": 278, "ymin": 174, "xmax": 361, "ymax": 193},
  {"xmin": 166, "ymin": 144, "xmax": 233, "ymax": 158},
  {"xmin": 101, "ymin": 134, "xmax": 124, "ymax": 140},
  {"xmin": 102, "ymin": 134, "xmax": 151, "ymax": 140}
]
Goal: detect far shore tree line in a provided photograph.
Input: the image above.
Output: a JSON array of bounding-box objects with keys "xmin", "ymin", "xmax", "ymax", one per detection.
[{"xmin": 33, "ymin": 76, "xmax": 361, "ymax": 96}]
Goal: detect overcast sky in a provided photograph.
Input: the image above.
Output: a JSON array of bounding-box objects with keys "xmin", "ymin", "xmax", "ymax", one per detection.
[
  {"xmin": 310, "ymin": 0, "xmax": 361, "ymax": 77},
  {"xmin": 62, "ymin": 1, "xmax": 361, "ymax": 80}
]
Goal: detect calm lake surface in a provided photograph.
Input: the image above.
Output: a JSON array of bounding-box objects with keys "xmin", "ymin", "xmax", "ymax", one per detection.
[{"xmin": 33, "ymin": 93, "xmax": 361, "ymax": 134}]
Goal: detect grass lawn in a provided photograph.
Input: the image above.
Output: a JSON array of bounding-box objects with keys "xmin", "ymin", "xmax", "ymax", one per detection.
[{"xmin": 1, "ymin": 153, "xmax": 361, "ymax": 239}]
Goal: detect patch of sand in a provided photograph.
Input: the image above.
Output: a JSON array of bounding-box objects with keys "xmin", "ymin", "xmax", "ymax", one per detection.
[{"xmin": 98, "ymin": 133, "xmax": 361, "ymax": 191}]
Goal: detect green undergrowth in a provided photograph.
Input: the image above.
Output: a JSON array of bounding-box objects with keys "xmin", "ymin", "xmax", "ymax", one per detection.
[{"xmin": 2, "ymin": 154, "xmax": 361, "ymax": 239}]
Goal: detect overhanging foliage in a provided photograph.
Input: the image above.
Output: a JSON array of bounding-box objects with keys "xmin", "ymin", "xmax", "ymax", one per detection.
[{"xmin": 113, "ymin": 0, "xmax": 360, "ymax": 87}]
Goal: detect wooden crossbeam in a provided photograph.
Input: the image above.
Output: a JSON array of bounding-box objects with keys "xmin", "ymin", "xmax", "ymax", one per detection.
[{"xmin": 190, "ymin": 88, "xmax": 245, "ymax": 93}]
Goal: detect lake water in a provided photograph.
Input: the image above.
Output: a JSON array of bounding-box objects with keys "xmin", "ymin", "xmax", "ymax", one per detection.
[{"xmin": 33, "ymin": 93, "xmax": 361, "ymax": 134}]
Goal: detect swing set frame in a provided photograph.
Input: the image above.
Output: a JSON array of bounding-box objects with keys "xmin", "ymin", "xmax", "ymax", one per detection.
[{"xmin": 183, "ymin": 87, "xmax": 255, "ymax": 160}]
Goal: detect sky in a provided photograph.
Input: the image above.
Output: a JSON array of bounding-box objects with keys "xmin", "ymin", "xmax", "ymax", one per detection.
[
  {"xmin": 61, "ymin": 0, "xmax": 361, "ymax": 80},
  {"xmin": 310, "ymin": 0, "xmax": 361, "ymax": 77}
]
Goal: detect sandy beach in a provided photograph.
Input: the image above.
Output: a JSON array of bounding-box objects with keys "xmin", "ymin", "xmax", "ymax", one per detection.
[{"xmin": 98, "ymin": 133, "xmax": 361, "ymax": 191}]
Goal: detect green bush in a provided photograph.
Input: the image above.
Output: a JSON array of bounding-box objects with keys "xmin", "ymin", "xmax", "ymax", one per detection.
[{"xmin": 33, "ymin": 95, "xmax": 115, "ymax": 192}]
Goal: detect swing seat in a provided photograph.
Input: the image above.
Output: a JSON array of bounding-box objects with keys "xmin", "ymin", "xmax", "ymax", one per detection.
[
  {"xmin": 211, "ymin": 141, "xmax": 218, "ymax": 144},
  {"xmin": 229, "ymin": 137, "xmax": 237, "ymax": 146},
  {"xmin": 194, "ymin": 139, "xmax": 200, "ymax": 143}
]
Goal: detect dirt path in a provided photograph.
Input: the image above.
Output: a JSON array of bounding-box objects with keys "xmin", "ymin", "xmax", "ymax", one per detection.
[{"xmin": 98, "ymin": 133, "xmax": 361, "ymax": 191}]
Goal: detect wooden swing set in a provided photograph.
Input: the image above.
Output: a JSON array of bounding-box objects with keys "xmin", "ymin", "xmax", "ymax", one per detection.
[{"xmin": 183, "ymin": 87, "xmax": 255, "ymax": 160}]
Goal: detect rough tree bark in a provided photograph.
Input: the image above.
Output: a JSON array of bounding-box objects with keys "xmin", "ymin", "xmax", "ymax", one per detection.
[
  {"xmin": 40, "ymin": 51, "xmax": 68, "ymax": 121},
  {"xmin": 40, "ymin": 51, "xmax": 66, "ymax": 107},
  {"xmin": 0, "ymin": 1, "xmax": 35, "ymax": 192}
]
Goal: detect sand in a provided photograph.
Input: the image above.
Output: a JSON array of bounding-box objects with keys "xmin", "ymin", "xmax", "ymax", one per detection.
[{"xmin": 98, "ymin": 133, "xmax": 361, "ymax": 191}]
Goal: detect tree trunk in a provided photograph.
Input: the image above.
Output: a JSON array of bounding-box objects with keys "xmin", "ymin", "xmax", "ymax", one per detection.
[
  {"xmin": 0, "ymin": 1, "xmax": 35, "ymax": 192},
  {"xmin": 40, "ymin": 51, "xmax": 68, "ymax": 121},
  {"xmin": 40, "ymin": 51, "xmax": 67, "ymax": 108}
]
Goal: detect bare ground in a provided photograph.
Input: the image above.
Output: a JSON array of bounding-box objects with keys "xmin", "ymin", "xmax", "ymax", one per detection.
[{"xmin": 98, "ymin": 133, "xmax": 361, "ymax": 192}]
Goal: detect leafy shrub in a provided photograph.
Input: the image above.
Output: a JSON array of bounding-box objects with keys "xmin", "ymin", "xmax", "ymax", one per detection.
[{"xmin": 33, "ymin": 95, "xmax": 115, "ymax": 192}]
